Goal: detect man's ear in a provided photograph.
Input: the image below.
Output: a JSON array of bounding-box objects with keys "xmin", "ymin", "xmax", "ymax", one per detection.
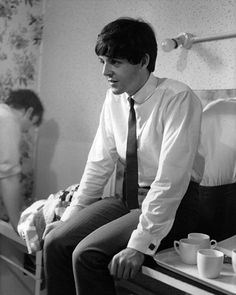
[
  {"xmin": 24, "ymin": 107, "xmax": 34, "ymax": 120},
  {"xmin": 141, "ymin": 54, "xmax": 150, "ymax": 69}
]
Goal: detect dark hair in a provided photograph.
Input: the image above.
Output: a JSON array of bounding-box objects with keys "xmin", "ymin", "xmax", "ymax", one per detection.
[
  {"xmin": 95, "ymin": 17, "xmax": 157, "ymax": 72},
  {"xmin": 5, "ymin": 89, "xmax": 44, "ymax": 126}
]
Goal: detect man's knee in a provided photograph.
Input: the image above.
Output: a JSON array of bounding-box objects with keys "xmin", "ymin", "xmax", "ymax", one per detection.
[
  {"xmin": 73, "ymin": 245, "xmax": 91, "ymax": 271},
  {"xmin": 44, "ymin": 229, "xmax": 65, "ymax": 255},
  {"xmin": 73, "ymin": 245, "xmax": 109, "ymax": 273}
]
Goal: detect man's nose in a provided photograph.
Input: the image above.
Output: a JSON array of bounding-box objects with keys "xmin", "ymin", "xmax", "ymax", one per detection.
[{"xmin": 102, "ymin": 62, "xmax": 112, "ymax": 76}]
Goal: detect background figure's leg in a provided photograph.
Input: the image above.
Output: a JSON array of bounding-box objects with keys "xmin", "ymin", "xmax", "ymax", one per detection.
[
  {"xmin": 43, "ymin": 198, "xmax": 130, "ymax": 295},
  {"xmin": 198, "ymin": 183, "xmax": 236, "ymax": 241},
  {"xmin": 73, "ymin": 209, "xmax": 141, "ymax": 295},
  {"xmin": 158, "ymin": 181, "xmax": 200, "ymax": 251}
]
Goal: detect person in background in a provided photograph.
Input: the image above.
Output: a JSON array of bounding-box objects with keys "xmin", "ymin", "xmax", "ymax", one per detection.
[
  {"xmin": 197, "ymin": 98, "xmax": 236, "ymax": 242},
  {"xmin": 0, "ymin": 89, "xmax": 44, "ymax": 231},
  {"xmin": 43, "ymin": 17, "xmax": 202, "ymax": 295}
]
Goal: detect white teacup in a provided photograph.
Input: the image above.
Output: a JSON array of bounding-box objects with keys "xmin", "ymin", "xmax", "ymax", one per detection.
[
  {"xmin": 197, "ymin": 249, "xmax": 224, "ymax": 279},
  {"xmin": 232, "ymin": 249, "xmax": 236, "ymax": 273},
  {"xmin": 174, "ymin": 238, "xmax": 203, "ymax": 265},
  {"xmin": 188, "ymin": 233, "xmax": 217, "ymax": 249}
]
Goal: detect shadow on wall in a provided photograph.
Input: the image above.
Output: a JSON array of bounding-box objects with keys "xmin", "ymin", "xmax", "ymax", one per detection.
[
  {"xmin": 36, "ymin": 118, "xmax": 59, "ymax": 198},
  {"xmin": 176, "ymin": 44, "xmax": 224, "ymax": 72}
]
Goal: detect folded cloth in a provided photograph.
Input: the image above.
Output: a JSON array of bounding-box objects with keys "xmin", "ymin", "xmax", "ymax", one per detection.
[{"xmin": 17, "ymin": 184, "xmax": 79, "ymax": 254}]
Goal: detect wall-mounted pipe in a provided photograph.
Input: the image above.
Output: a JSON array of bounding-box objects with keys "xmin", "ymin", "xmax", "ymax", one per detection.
[{"xmin": 161, "ymin": 32, "xmax": 236, "ymax": 52}]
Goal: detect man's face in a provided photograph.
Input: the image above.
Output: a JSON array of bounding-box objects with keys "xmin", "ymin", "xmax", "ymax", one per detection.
[{"xmin": 98, "ymin": 56, "xmax": 145, "ymax": 96}]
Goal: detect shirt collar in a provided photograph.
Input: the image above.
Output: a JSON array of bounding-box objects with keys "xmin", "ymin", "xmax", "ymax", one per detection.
[{"xmin": 128, "ymin": 73, "xmax": 158, "ymax": 104}]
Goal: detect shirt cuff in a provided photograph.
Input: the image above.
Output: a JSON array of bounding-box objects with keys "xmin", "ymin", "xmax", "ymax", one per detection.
[{"xmin": 127, "ymin": 228, "xmax": 160, "ymax": 256}]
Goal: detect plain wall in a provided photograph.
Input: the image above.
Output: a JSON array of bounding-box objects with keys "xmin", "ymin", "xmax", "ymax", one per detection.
[{"xmin": 36, "ymin": 0, "xmax": 236, "ymax": 198}]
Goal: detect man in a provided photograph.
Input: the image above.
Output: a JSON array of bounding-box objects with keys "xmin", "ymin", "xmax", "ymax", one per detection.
[
  {"xmin": 43, "ymin": 17, "xmax": 202, "ymax": 295},
  {"xmin": 0, "ymin": 89, "xmax": 44, "ymax": 231}
]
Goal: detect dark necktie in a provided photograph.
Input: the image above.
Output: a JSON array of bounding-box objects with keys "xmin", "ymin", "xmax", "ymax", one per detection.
[{"xmin": 125, "ymin": 97, "xmax": 139, "ymax": 209}]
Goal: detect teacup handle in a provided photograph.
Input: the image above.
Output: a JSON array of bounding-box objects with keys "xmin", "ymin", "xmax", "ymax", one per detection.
[
  {"xmin": 210, "ymin": 239, "xmax": 217, "ymax": 249},
  {"xmin": 174, "ymin": 240, "xmax": 181, "ymax": 255}
]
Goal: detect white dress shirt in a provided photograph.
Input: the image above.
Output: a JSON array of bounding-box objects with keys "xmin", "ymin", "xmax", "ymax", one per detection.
[
  {"xmin": 199, "ymin": 98, "xmax": 236, "ymax": 186},
  {"xmin": 0, "ymin": 104, "xmax": 21, "ymax": 179},
  {"xmin": 0, "ymin": 104, "xmax": 21, "ymax": 220},
  {"xmin": 62, "ymin": 74, "xmax": 202, "ymax": 255}
]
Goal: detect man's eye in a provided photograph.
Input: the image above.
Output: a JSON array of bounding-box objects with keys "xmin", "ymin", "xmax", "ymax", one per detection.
[
  {"xmin": 99, "ymin": 59, "xmax": 104, "ymax": 64},
  {"xmin": 110, "ymin": 59, "xmax": 121, "ymax": 65}
]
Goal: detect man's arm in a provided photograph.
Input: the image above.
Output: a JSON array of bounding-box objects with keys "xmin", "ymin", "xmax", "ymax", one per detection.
[
  {"xmin": 1, "ymin": 173, "xmax": 23, "ymax": 232},
  {"xmin": 59, "ymin": 94, "xmax": 118, "ymax": 220},
  {"xmin": 127, "ymin": 91, "xmax": 202, "ymax": 255}
]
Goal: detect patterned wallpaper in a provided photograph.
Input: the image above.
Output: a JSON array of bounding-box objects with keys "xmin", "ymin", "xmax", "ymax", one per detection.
[
  {"xmin": 0, "ymin": 0, "xmax": 44, "ymax": 220},
  {"xmin": 0, "ymin": 0, "xmax": 44, "ymax": 98}
]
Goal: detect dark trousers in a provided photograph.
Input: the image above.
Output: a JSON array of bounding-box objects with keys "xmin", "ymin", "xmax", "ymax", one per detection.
[
  {"xmin": 43, "ymin": 181, "xmax": 199, "ymax": 295},
  {"xmin": 197, "ymin": 182, "xmax": 236, "ymax": 242}
]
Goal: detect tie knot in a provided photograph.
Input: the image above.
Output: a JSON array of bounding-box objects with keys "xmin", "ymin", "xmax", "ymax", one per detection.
[{"xmin": 128, "ymin": 97, "xmax": 134, "ymax": 108}]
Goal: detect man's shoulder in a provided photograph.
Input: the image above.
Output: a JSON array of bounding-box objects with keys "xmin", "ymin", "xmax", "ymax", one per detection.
[
  {"xmin": 0, "ymin": 104, "xmax": 18, "ymax": 127},
  {"xmin": 0, "ymin": 104, "xmax": 13, "ymax": 119},
  {"xmin": 157, "ymin": 78, "xmax": 201, "ymax": 112},
  {"xmin": 160, "ymin": 78, "xmax": 192, "ymax": 94}
]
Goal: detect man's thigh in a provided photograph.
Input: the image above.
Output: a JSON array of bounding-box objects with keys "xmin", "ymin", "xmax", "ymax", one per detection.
[
  {"xmin": 46, "ymin": 197, "xmax": 131, "ymax": 249},
  {"xmin": 75, "ymin": 208, "xmax": 141, "ymax": 257}
]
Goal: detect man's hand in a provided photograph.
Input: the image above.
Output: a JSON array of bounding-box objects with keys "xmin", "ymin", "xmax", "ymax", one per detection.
[
  {"xmin": 42, "ymin": 220, "xmax": 64, "ymax": 239},
  {"xmin": 109, "ymin": 247, "xmax": 145, "ymax": 280}
]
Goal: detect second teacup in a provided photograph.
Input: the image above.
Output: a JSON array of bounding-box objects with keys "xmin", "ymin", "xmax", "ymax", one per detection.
[
  {"xmin": 188, "ymin": 233, "xmax": 217, "ymax": 249},
  {"xmin": 174, "ymin": 238, "xmax": 203, "ymax": 265}
]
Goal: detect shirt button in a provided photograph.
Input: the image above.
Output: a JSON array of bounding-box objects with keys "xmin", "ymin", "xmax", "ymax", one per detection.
[{"xmin": 148, "ymin": 243, "xmax": 155, "ymax": 251}]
